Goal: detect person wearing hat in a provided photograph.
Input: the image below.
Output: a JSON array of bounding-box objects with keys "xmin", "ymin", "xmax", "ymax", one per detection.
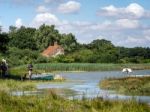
[
  {"xmin": 0, "ymin": 59, "xmax": 8, "ymax": 78},
  {"xmin": 27, "ymin": 63, "xmax": 33, "ymax": 80}
]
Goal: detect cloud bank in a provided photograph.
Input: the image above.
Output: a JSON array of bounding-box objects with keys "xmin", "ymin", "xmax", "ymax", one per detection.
[{"xmin": 97, "ymin": 3, "xmax": 150, "ymax": 19}]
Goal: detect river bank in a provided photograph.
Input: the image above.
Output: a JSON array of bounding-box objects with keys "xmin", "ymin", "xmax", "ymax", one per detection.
[{"xmin": 100, "ymin": 76, "xmax": 150, "ymax": 96}]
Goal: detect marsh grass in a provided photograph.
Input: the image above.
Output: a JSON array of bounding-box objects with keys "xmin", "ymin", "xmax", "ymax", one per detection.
[
  {"xmin": 12, "ymin": 63, "xmax": 150, "ymax": 73},
  {"xmin": 0, "ymin": 79, "xmax": 37, "ymax": 92},
  {"xmin": 100, "ymin": 76, "xmax": 150, "ymax": 96},
  {"xmin": 0, "ymin": 91, "xmax": 149, "ymax": 112}
]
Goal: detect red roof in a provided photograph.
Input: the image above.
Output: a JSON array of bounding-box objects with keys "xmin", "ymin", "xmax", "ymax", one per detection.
[{"xmin": 42, "ymin": 43, "xmax": 64, "ymax": 57}]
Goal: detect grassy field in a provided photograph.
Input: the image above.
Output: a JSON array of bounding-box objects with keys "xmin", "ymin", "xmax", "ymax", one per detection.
[
  {"xmin": 0, "ymin": 91, "xmax": 149, "ymax": 112},
  {"xmin": 100, "ymin": 76, "xmax": 150, "ymax": 96},
  {"xmin": 12, "ymin": 63, "xmax": 150, "ymax": 75}
]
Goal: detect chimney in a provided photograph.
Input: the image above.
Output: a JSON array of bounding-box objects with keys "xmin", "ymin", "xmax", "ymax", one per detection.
[{"xmin": 54, "ymin": 41, "xmax": 58, "ymax": 46}]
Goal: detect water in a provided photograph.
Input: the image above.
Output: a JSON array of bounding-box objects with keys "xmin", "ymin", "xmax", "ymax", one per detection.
[{"xmin": 37, "ymin": 70, "xmax": 150, "ymax": 103}]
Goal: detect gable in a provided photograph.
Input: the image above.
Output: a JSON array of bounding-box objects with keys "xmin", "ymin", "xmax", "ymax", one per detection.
[{"xmin": 42, "ymin": 44, "xmax": 64, "ymax": 57}]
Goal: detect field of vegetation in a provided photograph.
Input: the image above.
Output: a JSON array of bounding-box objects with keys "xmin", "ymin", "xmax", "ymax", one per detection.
[
  {"xmin": 0, "ymin": 90, "xmax": 149, "ymax": 112},
  {"xmin": 11, "ymin": 63, "xmax": 150, "ymax": 75},
  {"xmin": 100, "ymin": 76, "xmax": 150, "ymax": 96}
]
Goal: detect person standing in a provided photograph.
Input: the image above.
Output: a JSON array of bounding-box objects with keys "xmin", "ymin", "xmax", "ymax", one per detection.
[
  {"xmin": 0, "ymin": 59, "xmax": 8, "ymax": 78},
  {"xmin": 27, "ymin": 63, "xmax": 33, "ymax": 80}
]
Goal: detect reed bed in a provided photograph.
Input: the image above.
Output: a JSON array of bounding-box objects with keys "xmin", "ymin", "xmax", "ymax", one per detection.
[
  {"xmin": 0, "ymin": 79, "xmax": 36, "ymax": 92},
  {"xmin": 0, "ymin": 91, "xmax": 149, "ymax": 112},
  {"xmin": 100, "ymin": 76, "xmax": 150, "ymax": 96},
  {"xmin": 14, "ymin": 63, "xmax": 150, "ymax": 73}
]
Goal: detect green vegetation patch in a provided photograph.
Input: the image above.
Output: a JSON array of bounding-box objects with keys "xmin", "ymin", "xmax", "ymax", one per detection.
[
  {"xmin": 0, "ymin": 79, "xmax": 37, "ymax": 92},
  {"xmin": 100, "ymin": 76, "xmax": 150, "ymax": 96},
  {"xmin": 0, "ymin": 91, "xmax": 149, "ymax": 112},
  {"xmin": 14, "ymin": 63, "xmax": 150, "ymax": 73}
]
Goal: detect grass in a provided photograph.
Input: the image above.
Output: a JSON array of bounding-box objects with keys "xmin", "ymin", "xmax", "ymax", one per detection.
[
  {"xmin": 0, "ymin": 79, "xmax": 37, "ymax": 92},
  {"xmin": 13, "ymin": 63, "xmax": 150, "ymax": 73},
  {"xmin": 100, "ymin": 76, "xmax": 150, "ymax": 96},
  {"xmin": 0, "ymin": 91, "xmax": 149, "ymax": 112},
  {"xmin": 8, "ymin": 67, "xmax": 45, "ymax": 78}
]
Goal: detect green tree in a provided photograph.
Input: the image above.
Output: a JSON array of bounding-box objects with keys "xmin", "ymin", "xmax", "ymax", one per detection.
[
  {"xmin": 9, "ymin": 26, "xmax": 37, "ymax": 50},
  {"xmin": 70, "ymin": 49, "xmax": 94, "ymax": 62},
  {"xmin": 0, "ymin": 33, "xmax": 9, "ymax": 53},
  {"xmin": 60, "ymin": 33, "xmax": 78, "ymax": 53},
  {"xmin": 34, "ymin": 24, "xmax": 60, "ymax": 51}
]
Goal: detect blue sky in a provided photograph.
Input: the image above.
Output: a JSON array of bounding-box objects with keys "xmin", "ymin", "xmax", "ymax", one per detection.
[{"xmin": 0, "ymin": 0, "xmax": 150, "ymax": 47}]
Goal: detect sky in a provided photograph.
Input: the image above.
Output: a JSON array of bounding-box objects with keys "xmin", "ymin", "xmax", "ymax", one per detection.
[{"xmin": 0, "ymin": 0, "xmax": 150, "ymax": 47}]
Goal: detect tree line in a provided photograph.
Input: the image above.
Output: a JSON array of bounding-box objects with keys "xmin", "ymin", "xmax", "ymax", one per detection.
[{"xmin": 0, "ymin": 24, "xmax": 150, "ymax": 66}]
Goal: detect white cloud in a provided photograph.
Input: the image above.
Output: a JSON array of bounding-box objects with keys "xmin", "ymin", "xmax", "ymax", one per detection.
[
  {"xmin": 115, "ymin": 19, "xmax": 139, "ymax": 29},
  {"xmin": 58, "ymin": 1, "xmax": 81, "ymax": 14},
  {"xmin": 32, "ymin": 13, "xmax": 60, "ymax": 27},
  {"xmin": 143, "ymin": 29, "xmax": 150, "ymax": 41},
  {"xmin": 36, "ymin": 5, "xmax": 49, "ymax": 13},
  {"xmin": 97, "ymin": 3, "xmax": 149, "ymax": 19},
  {"xmin": 126, "ymin": 3, "xmax": 144, "ymax": 17},
  {"xmin": 31, "ymin": 12, "xmax": 150, "ymax": 47},
  {"xmin": 116, "ymin": 36, "xmax": 150, "ymax": 47},
  {"xmin": 15, "ymin": 18, "xmax": 23, "ymax": 28}
]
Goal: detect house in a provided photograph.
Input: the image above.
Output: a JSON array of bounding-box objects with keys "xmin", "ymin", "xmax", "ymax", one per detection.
[{"xmin": 42, "ymin": 42, "xmax": 64, "ymax": 57}]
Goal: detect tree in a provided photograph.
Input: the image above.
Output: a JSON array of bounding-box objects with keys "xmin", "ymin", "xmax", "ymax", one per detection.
[
  {"xmin": 70, "ymin": 49, "xmax": 94, "ymax": 62},
  {"xmin": 9, "ymin": 26, "xmax": 37, "ymax": 50},
  {"xmin": 89, "ymin": 39, "xmax": 114, "ymax": 51},
  {"xmin": 0, "ymin": 33, "xmax": 9, "ymax": 53},
  {"xmin": 60, "ymin": 33, "xmax": 78, "ymax": 53},
  {"xmin": 34, "ymin": 24, "xmax": 60, "ymax": 51}
]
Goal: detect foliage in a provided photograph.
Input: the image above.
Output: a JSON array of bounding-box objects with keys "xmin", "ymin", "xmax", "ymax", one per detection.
[
  {"xmin": 100, "ymin": 77, "xmax": 150, "ymax": 95},
  {"xmin": 7, "ymin": 47, "xmax": 41, "ymax": 66},
  {"xmin": 9, "ymin": 26, "xmax": 37, "ymax": 50},
  {"xmin": 0, "ymin": 24, "xmax": 150, "ymax": 65},
  {"xmin": 0, "ymin": 33, "xmax": 9, "ymax": 53},
  {"xmin": 33, "ymin": 24, "xmax": 60, "ymax": 51},
  {"xmin": 60, "ymin": 33, "xmax": 79, "ymax": 53}
]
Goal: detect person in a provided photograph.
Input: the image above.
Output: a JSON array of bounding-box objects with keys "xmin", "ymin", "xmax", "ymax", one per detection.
[
  {"xmin": 27, "ymin": 63, "xmax": 33, "ymax": 80},
  {"xmin": 0, "ymin": 59, "xmax": 8, "ymax": 78}
]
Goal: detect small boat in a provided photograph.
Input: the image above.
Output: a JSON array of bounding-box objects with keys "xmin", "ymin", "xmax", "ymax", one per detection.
[{"xmin": 31, "ymin": 73, "xmax": 54, "ymax": 80}]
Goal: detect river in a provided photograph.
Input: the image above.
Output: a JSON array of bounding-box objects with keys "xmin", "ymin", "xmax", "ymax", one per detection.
[{"xmin": 37, "ymin": 70, "xmax": 150, "ymax": 104}]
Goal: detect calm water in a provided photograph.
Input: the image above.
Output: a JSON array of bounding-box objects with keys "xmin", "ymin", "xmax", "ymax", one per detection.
[{"xmin": 37, "ymin": 70, "xmax": 150, "ymax": 103}]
